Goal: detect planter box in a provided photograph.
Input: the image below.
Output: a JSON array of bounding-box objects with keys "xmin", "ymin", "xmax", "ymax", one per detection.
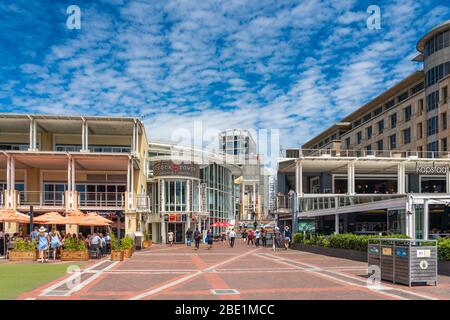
[
  {"xmin": 111, "ymin": 250, "xmax": 124, "ymax": 261},
  {"xmin": 61, "ymin": 250, "xmax": 89, "ymax": 261},
  {"xmin": 142, "ymin": 240, "xmax": 152, "ymax": 249},
  {"xmin": 124, "ymin": 248, "xmax": 133, "ymax": 258},
  {"xmin": 290, "ymin": 243, "xmax": 367, "ymax": 262},
  {"xmin": 9, "ymin": 250, "xmax": 37, "ymax": 261}
]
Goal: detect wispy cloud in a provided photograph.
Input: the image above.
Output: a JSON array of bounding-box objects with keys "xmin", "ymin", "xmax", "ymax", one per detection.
[{"xmin": 0, "ymin": 0, "xmax": 449, "ymax": 150}]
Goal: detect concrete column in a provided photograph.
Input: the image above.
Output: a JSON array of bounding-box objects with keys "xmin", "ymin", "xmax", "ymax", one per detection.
[
  {"xmin": 81, "ymin": 119, "xmax": 89, "ymax": 152},
  {"xmin": 397, "ymin": 162, "xmax": 405, "ymax": 194},
  {"xmin": 295, "ymin": 160, "xmax": 303, "ymax": 195},
  {"xmin": 335, "ymin": 214, "xmax": 339, "ymax": 234},
  {"xmin": 67, "ymin": 157, "xmax": 72, "ymax": 193},
  {"xmin": 132, "ymin": 121, "xmax": 137, "ymax": 155},
  {"xmin": 28, "ymin": 117, "xmax": 37, "ymax": 151},
  {"xmin": 186, "ymin": 180, "xmax": 191, "ymax": 212},
  {"xmin": 423, "ymin": 199, "xmax": 429, "ymax": 240},
  {"xmin": 161, "ymin": 220, "xmax": 166, "ymax": 244},
  {"xmin": 347, "ymin": 162, "xmax": 355, "ymax": 195},
  {"xmin": 446, "ymin": 166, "xmax": 450, "ymax": 193}
]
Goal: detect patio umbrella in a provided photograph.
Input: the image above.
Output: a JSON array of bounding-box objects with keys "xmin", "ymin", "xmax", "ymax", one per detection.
[
  {"xmin": 78, "ymin": 212, "xmax": 113, "ymax": 227},
  {"xmin": 64, "ymin": 209, "xmax": 87, "ymax": 225},
  {"xmin": 34, "ymin": 211, "xmax": 68, "ymax": 225},
  {"xmin": 0, "ymin": 209, "xmax": 30, "ymax": 223}
]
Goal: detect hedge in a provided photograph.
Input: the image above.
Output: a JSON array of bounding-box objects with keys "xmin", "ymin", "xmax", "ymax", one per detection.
[{"xmin": 294, "ymin": 233, "xmax": 450, "ymax": 261}]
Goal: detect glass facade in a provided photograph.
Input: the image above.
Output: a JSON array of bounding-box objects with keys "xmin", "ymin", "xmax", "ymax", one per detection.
[
  {"xmin": 201, "ymin": 163, "xmax": 234, "ymax": 227},
  {"xmin": 424, "ymin": 29, "xmax": 450, "ymax": 57}
]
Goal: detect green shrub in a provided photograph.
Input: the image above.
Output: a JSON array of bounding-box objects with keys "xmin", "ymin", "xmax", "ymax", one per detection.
[
  {"xmin": 13, "ymin": 239, "xmax": 36, "ymax": 251},
  {"xmin": 120, "ymin": 236, "xmax": 134, "ymax": 250},
  {"xmin": 110, "ymin": 234, "xmax": 121, "ymax": 251},
  {"xmin": 437, "ymin": 238, "xmax": 450, "ymax": 261},
  {"xmin": 64, "ymin": 237, "xmax": 85, "ymax": 251},
  {"xmin": 293, "ymin": 233, "xmax": 304, "ymax": 243}
]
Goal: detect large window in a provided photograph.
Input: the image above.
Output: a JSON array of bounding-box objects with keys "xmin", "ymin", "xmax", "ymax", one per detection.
[
  {"xmin": 424, "ymin": 29, "xmax": 450, "ymax": 57},
  {"xmin": 390, "ymin": 113, "xmax": 397, "ymax": 128},
  {"xmin": 164, "ymin": 180, "xmax": 187, "ymax": 212},
  {"xmin": 403, "ymin": 128, "xmax": 411, "ymax": 145},
  {"xmin": 404, "ymin": 105, "xmax": 412, "ymax": 122},
  {"xmin": 427, "ymin": 116, "xmax": 439, "ymax": 136},
  {"xmin": 389, "ymin": 134, "xmax": 396, "ymax": 150},
  {"xmin": 378, "ymin": 120, "xmax": 384, "ymax": 134},
  {"xmin": 426, "ymin": 91, "xmax": 439, "ymax": 111}
]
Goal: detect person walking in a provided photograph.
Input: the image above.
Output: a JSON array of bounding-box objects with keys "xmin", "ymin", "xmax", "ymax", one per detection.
[
  {"xmin": 206, "ymin": 228, "xmax": 213, "ymax": 250},
  {"xmin": 221, "ymin": 230, "xmax": 227, "ymax": 246},
  {"xmin": 37, "ymin": 227, "xmax": 49, "ymax": 263},
  {"xmin": 167, "ymin": 231, "xmax": 174, "ymax": 246},
  {"xmin": 30, "ymin": 226, "xmax": 39, "ymax": 241},
  {"xmin": 247, "ymin": 229, "xmax": 255, "ymax": 246},
  {"xmin": 261, "ymin": 227, "xmax": 267, "ymax": 247},
  {"xmin": 185, "ymin": 228, "xmax": 193, "ymax": 247},
  {"xmin": 49, "ymin": 227, "xmax": 61, "ymax": 261},
  {"xmin": 242, "ymin": 228, "xmax": 247, "ymax": 243},
  {"xmin": 229, "ymin": 229, "xmax": 236, "ymax": 248},
  {"xmin": 255, "ymin": 229, "xmax": 261, "ymax": 247},
  {"xmin": 193, "ymin": 228, "xmax": 201, "ymax": 250},
  {"xmin": 283, "ymin": 226, "xmax": 291, "ymax": 250}
]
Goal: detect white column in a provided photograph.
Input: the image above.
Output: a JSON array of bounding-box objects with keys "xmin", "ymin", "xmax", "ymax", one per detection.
[
  {"xmin": 28, "ymin": 118, "xmax": 37, "ymax": 151},
  {"xmin": 186, "ymin": 180, "xmax": 191, "ymax": 212},
  {"xmin": 71, "ymin": 158, "xmax": 76, "ymax": 192},
  {"xmin": 10, "ymin": 157, "xmax": 15, "ymax": 191},
  {"xmin": 132, "ymin": 121, "xmax": 137, "ymax": 155},
  {"xmin": 6, "ymin": 157, "xmax": 11, "ymax": 191},
  {"xmin": 81, "ymin": 120, "xmax": 89, "ymax": 152},
  {"xmin": 335, "ymin": 214, "xmax": 339, "ymax": 234},
  {"xmin": 423, "ymin": 199, "xmax": 429, "ymax": 240},
  {"xmin": 67, "ymin": 157, "xmax": 72, "ymax": 192},
  {"xmin": 397, "ymin": 162, "xmax": 405, "ymax": 194},
  {"xmin": 347, "ymin": 162, "xmax": 355, "ymax": 195},
  {"xmin": 446, "ymin": 166, "xmax": 450, "ymax": 193},
  {"xmin": 295, "ymin": 160, "xmax": 303, "ymax": 195}
]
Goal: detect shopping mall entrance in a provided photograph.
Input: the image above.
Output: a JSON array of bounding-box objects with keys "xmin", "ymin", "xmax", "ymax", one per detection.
[{"xmin": 167, "ymin": 223, "xmax": 184, "ymax": 243}]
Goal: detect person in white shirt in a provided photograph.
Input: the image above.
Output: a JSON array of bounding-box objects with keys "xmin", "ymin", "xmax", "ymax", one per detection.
[{"xmin": 229, "ymin": 229, "xmax": 236, "ymax": 248}]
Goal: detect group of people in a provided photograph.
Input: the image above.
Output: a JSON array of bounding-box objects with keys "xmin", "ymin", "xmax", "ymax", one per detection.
[
  {"xmin": 0, "ymin": 225, "xmax": 112, "ymax": 263},
  {"xmin": 177, "ymin": 225, "xmax": 292, "ymax": 250}
]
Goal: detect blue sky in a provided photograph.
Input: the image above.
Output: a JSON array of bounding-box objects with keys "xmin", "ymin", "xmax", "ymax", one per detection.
[{"xmin": 0, "ymin": 0, "xmax": 449, "ymax": 149}]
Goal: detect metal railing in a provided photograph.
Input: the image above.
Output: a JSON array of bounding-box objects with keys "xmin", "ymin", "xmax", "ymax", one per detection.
[
  {"xmin": 299, "ymin": 194, "xmax": 406, "ymax": 212},
  {"xmin": 78, "ymin": 192, "xmax": 125, "ymax": 208},
  {"xmin": 135, "ymin": 194, "xmax": 151, "ymax": 211},
  {"xmin": 282, "ymin": 148, "xmax": 450, "ymax": 159},
  {"xmin": 276, "ymin": 195, "xmax": 292, "ymax": 210},
  {"xmin": 17, "ymin": 191, "xmax": 65, "ymax": 208}
]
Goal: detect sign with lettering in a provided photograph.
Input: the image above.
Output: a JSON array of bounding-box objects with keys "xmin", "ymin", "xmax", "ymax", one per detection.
[
  {"xmin": 416, "ymin": 164, "xmax": 449, "ymax": 175},
  {"xmin": 382, "ymin": 247, "xmax": 392, "ymax": 256},
  {"xmin": 153, "ymin": 160, "xmax": 200, "ymax": 178},
  {"xmin": 417, "ymin": 249, "xmax": 431, "ymax": 258}
]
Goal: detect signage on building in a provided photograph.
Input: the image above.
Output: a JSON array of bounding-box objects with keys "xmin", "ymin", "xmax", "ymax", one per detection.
[
  {"xmin": 164, "ymin": 214, "xmax": 169, "ymax": 221},
  {"xmin": 182, "ymin": 214, "xmax": 187, "ymax": 222},
  {"xmin": 416, "ymin": 164, "xmax": 449, "ymax": 175},
  {"xmin": 153, "ymin": 160, "xmax": 200, "ymax": 178},
  {"xmin": 176, "ymin": 214, "xmax": 182, "ymax": 222},
  {"xmin": 169, "ymin": 214, "xmax": 175, "ymax": 221}
]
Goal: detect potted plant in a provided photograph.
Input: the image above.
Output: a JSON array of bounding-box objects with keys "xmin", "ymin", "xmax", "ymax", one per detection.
[
  {"xmin": 121, "ymin": 236, "xmax": 134, "ymax": 258},
  {"xmin": 61, "ymin": 237, "xmax": 89, "ymax": 261},
  {"xmin": 9, "ymin": 239, "xmax": 37, "ymax": 261},
  {"xmin": 110, "ymin": 234, "xmax": 124, "ymax": 261},
  {"xmin": 142, "ymin": 230, "xmax": 152, "ymax": 249}
]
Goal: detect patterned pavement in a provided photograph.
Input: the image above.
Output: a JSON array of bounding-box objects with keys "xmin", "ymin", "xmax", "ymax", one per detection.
[{"xmin": 19, "ymin": 240, "xmax": 450, "ymax": 300}]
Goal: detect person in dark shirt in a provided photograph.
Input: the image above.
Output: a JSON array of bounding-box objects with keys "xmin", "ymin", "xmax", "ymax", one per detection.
[
  {"xmin": 193, "ymin": 228, "xmax": 201, "ymax": 250},
  {"xmin": 186, "ymin": 228, "xmax": 193, "ymax": 247},
  {"xmin": 283, "ymin": 226, "xmax": 291, "ymax": 250}
]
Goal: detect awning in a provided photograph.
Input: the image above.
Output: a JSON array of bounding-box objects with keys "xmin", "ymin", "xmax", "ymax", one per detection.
[{"xmin": 134, "ymin": 232, "xmax": 144, "ymax": 237}]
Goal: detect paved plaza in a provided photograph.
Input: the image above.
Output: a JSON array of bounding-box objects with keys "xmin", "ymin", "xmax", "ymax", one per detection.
[{"xmin": 20, "ymin": 241, "xmax": 450, "ymax": 300}]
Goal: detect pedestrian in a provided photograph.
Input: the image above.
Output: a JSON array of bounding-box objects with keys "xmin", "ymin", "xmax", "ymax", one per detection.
[
  {"xmin": 255, "ymin": 229, "xmax": 261, "ymax": 247},
  {"xmin": 229, "ymin": 228, "xmax": 236, "ymax": 248},
  {"xmin": 37, "ymin": 227, "xmax": 49, "ymax": 263},
  {"xmin": 49, "ymin": 227, "xmax": 61, "ymax": 261},
  {"xmin": 261, "ymin": 227, "xmax": 267, "ymax": 247},
  {"xmin": 247, "ymin": 229, "xmax": 255, "ymax": 246},
  {"xmin": 168, "ymin": 231, "xmax": 174, "ymax": 246},
  {"xmin": 253, "ymin": 220, "xmax": 257, "ymax": 230},
  {"xmin": 30, "ymin": 226, "xmax": 39, "ymax": 241},
  {"xmin": 221, "ymin": 230, "xmax": 227, "ymax": 246},
  {"xmin": 193, "ymin": 228, "xmax": 201, "ymax": 250},
  {"xmin": 283, "ymin": 226, "xmax": 291, "ymax": 250},
  {"xmin": 186, "ymin": 228, "xmax": 193, "ymax": 246},
  {"xmin": 242, "ymin": 228, "xmax": 247, "ymax": 243},
  {"xmin": 206, "ymin": 228, "xmax": 213, "ymax": 250}
]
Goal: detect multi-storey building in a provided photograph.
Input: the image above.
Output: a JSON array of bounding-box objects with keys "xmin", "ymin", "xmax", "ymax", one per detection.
[
  {"xmin": 275, "ymin": 21, "xmax": 450, "ymax": 240},
  {"xmin": 219, "ymin": 129, "xmax": 269, "ymax": 222},
  {"xmin": 146, "ymin": 141, "xmax": 242, "ymax": 243},
  {"xmin": 0, "ymin": 114, "xmax": 150, "ymax": 238}
]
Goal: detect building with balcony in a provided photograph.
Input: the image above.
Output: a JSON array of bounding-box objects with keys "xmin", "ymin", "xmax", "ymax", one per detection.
[
  {"xmin": 0, "ymin": 114, "xmax": 150, "ymax": 237},
  {"xmin": 275, "ymin": 22, "xmax": 450, "ymax": 240},
  {"xmin": 146, "ymin": 141, "xmax": 242, "ymax": 244}
]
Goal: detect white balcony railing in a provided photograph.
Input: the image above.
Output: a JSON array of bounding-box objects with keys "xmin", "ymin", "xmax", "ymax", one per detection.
[
  {"xmin": 275, "ymin": 195, "xmax": 292, "ymax": 211},
  {"xmin": 283, "ymin": 148, "xmax": 450, "ymax": 159},
  {"xmin": 78, "ymin": 192, "xmax": 125, "ymax": 209},
  {"xmin": 299, "ymin": 194, "xmax": 406, "ymax": 212},
  {"xmin": 17, "ymin": 191, "xmax": 65, "ymax": 209},
  {"xmin": 135, "ymin": 194, "xmax": 151, "ymax": 211}
]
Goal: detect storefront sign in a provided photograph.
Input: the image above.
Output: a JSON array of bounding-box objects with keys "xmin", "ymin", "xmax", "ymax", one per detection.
[
  {"xmin": 176, "ymin": 214, "xmax": 182, "ymax": 222},
  {"xmin": 182, "ymin": 214, "xmax": 187, "ymax": 222},
  {"xmin": 417, "ymin": 249, "xmax": 431, "ymax": 258},
  {"xmin": 382, "ymin": 247, "xmax": 392, "ymax": 256},
  {"xmin": 153, "ymin": 160, "xmax": 200, "ymax": 178},
  {"xmin": 169, "ymin": 214, "xmax": 175, "ymax": 221},
  {"xmin": 416, "ymin": 164, "xmax": 449, "ymax": 175},
  {"xmin": 395, "ymin": 248, "xmax": 407, "ymax": 257}
]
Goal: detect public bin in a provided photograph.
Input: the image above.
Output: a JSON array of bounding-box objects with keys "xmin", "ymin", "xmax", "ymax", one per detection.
[
  {"xmin": 368, "ymin": 238, "xmax": 438, "ymax": 287},
  {"xmin": 134, "ymin": 232, "xmax": 144, "ymax": 250}
]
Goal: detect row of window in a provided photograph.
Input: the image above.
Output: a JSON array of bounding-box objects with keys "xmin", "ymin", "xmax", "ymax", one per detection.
[
  {"xmin": 426, "ymin": 61, "xmax": 450, "ymax": 87},
  {"xmin": 55, "ymin": 145, "xmax": 131, "ymax": 153},
  {"xmin": 424, "ymin": 29, "xmax": 450, "ymax": 57},
  {"xmin": 426, "ymin": 90, "xmax": 440, "ymax": 111}
]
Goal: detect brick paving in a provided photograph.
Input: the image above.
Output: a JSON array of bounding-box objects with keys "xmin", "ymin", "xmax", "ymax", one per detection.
[{"xmin": 18, "ymin": 240, "xmax": 450, "ymax": 300}]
